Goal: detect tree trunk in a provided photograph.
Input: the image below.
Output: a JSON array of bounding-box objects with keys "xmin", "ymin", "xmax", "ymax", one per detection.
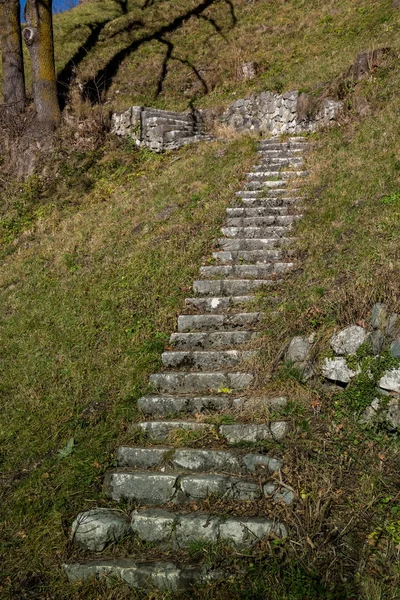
[
  {"xmin": 23, "ymin": 0, "xmax": 60, "ymax": 127},
  {"xmin": 0, "ymin": 0, "xmax": 26, "ymax": 111}
]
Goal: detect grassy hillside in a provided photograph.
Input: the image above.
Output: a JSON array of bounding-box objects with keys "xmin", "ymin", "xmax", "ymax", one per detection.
[
  {"xmin": 50, "ymin": 0, "xmax": 399, "ymax": 112},
  {"xmin": 0, "ymin": 1, "xmax": 400, "ymax": 599}
]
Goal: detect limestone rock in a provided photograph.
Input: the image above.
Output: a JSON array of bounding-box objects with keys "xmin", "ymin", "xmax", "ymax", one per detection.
[
  {"xmin": 369, "ymin": 330, "xmax": 385, "ymax": 355},
  {"xmin": 386, "ymin": 398, "xmax": 400, "ymax": 429},
  {"xmin": 390, "ymin": 340, "xmax": 400, "ymax": 358},
  {"xmin": 286, "ymin": 336, "xmax": 313, "ymax": 363},
  {"xmin": 321, "ymin": 357, "xmax": 359, "ymax": 383},
  {"xmin": 359, "ymin": 397, "xmax": 381, "ymax": 424},
  {"xmin": 71, "ymin": 509, "xmax": 131, "ymax": 552},
  {"xmin": 239, "ymin": 62, "xmax": 256, "ymax": 81},
  {"xmin": 330, "ymin": 326, "xmax": 366, "ymax": 355},
  {"xmin": 370, "ymin": 303, "xmax": 388, "ymax": 330},
  {"xmin": 286, "ymin": 335, "xmax": 315, "ymax": 380},
  {"xmin": 379, "ymin": 368, "xmax": 400, "ymax": 393}
]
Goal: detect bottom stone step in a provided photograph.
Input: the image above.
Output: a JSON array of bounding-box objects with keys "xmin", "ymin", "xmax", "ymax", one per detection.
[{"xmin": 64, "ymin": 560, "xmax": 220, "ymax": 592}]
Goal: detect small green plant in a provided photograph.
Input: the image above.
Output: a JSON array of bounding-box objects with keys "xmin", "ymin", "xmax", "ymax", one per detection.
[{"xmin": 381, "ymin": 191, "xmax": 400, "ymax": 205}]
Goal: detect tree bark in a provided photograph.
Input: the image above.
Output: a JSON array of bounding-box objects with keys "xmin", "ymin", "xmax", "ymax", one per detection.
[
  {"xmin": 23, "ymin": 0, "xmax": 60, "ymax": 127},
  {"xmin": 0, "ymin": 0, "xmax": 26, "ymax": 111}
]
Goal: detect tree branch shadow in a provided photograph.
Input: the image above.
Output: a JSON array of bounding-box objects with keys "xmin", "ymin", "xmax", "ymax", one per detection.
[
  {"xmin": 82, "ymin": 0, "xmax": 237, "ymax": 104},
  {"xmin": 57, "ymin": 22, "xmax": 109, "ymax": 110}
]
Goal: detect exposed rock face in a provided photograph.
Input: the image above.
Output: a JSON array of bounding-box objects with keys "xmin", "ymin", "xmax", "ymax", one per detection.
[
  {"xmin": 111, "ymin": 107, "xmax": 208, "ymax": 152},
  {"xmin": 111, "ymin": 91, "xmax": 342, "ymax": 151},
  {"xmin": 330, "ymin": 326, "xmax": 367, "ymax": 356},
  {"xmin": 220, "ymin": 91, "xmax": 341, "ymax": 136}
]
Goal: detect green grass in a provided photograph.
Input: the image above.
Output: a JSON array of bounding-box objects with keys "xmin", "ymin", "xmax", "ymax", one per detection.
[{"xmin": 0, "ymin": 136, "xmax": 256, "ymax": 599}]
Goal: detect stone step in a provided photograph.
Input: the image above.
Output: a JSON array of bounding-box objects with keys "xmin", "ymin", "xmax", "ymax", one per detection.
[
  {"xmin": 161, "ymin": 350, "xmax": 256, "ymax": 370},
  {"xmin": 226, "ymin": 206, "xmax": 293, "ymax": 216},
  {"xmin": 225, "ymin": 215, "xmax": 298, "ymax": 227},
  {"xmin": 218, "ymin": 237, "xmax": 289, "ymax": 250},
  {"xmin": 244, "ymin": 180, "xmax": 288, "ymax": 190},
  {"xmin": 193, "ymin": 278, "xmax": 280, "ymax": 296},
  {"xmin": 116, "ymin": 446, "xmax": 283, "ymax": 473},
  {"xmin": 149, "ymin": 371, "xmax": 254, "ymax": 393},
  {"xmin": 254, "ymin": 159, "xmax": 303, "ymax": 168},
  {"xmin": 199, "ymin": 263, "xmax": 293, "ymax": 279},
  {"xmin": 177, "ymin": 312, "xmax": 262, "ymax": 332},
  {"xmin": 221, "ymin": 226, "xmax": 290, "ymax": 238},
  {"xmin": 130, "ymin": 509, "xmax": 287, "ymax": 548},
  {"xmin": 137, "ymin": 419, "xmax": 288, "ymax": 443},
  {"xmin": 213, "ymin": 249, "xmax": 282, "ymax": 265},
  {"xmin": 64, "ymin": 560, "xmax": 218, "ymax": 592},
  {"xmin": 137, "ymin": 393, "xmax": 287, "ymax": 416},
  {"xmin": 246, "ymin": 171, "xmax": 306, "ymax": 180},
  {"xmin": 236, "ymin": 188, "xmax": 300, "ymax": 198},
  {"xmin": 184, "ymin": 295, "xmax": 253, "ymax": 313},
  {"xmin": 239, "ymin": 197, "xmax": 302, "ymax": 207},
  {"xmin": 170, "ymin": 331, "xmax": 256, "ymax": 350},
  {"xmin": 258, "ymin": 145, "xmax": 307, "ymax": 154},
  {"xmin": 105, "ymin": 470, "xmax": 277, "ymax": 503},
  {"xmin": 257, "ymin": 150, "xmax": 304, "ymax": 158}
]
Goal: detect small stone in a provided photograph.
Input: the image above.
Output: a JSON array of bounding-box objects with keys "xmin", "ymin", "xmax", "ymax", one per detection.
[
  {"xmin": 321, "ymin": 357, "xmax": 359, "ymax": 383},
  {"xmin": 386, "ymin": 398, "xmax": 400, "ymax": 429},
  {"xmin": 286, "ymin": 336, "xmax": 313, "ymax": 363},
  {"xmin": 379, "ymin": 368, "xmax": 400, "ymax": 393},
  {"xmin": 370, "ymin": 303, "xmax": 387, "ymax": 330},
  {"xmin": 369, "ymin": 330, "xmax": 386, "ymax": 355},
  {"xmin": 330, "ymin": 326, "xmax": 367, "ymax": 355},
  {"xmin": 239, "ymin": 62, "xmax": 257, "ymax": 81},
  {"xmin": 71, "ymin": 509, "xmax": 131, "ymax": 552},
  {"xmin": 359, "ymin": 397, "xmax": 381, "ymax": 424},
  {"xmin": 387, "ymin": 314, "xmax": 399, "ymax": 341},
  {"xmin": 390, "ymin": 340, "xmax": 400, "ymax": 358}
]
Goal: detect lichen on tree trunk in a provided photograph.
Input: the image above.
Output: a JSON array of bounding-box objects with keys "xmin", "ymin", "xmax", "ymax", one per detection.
[
  {"xmin": 23, "ymin": 0, "xmax": 60, "ymax": 127},
  {"xmin": 0, "ymin": 0, "xmax": 26, "ymax": 111}
]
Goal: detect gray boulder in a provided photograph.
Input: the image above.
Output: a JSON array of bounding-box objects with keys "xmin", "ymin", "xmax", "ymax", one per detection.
[
  {"xmin": 370, "ymin": 303, "xmax": 388, "ymax": 330},
  {"xmin": 379, "ymin": 368, "xmax": 400, "ymax": 393},
  {"xmin": 387, "ymin": 398, "xmax": 400, "ymax": 429},
  {"xmin": 330, "ymin": 326, "xmax": 366, "ymax": 355},
  {"xmin": 286, "ymin": 335, "xmax": 315, "ymax": 380},
  {"xmin": 321, "ymin": 357, "xmax": 359, "ymax": 383},
  {"xmin": 71, "ymin": 509, "xmax": 131, "ymax": 552},
  {"xmin": 390, "ymin": 339, "xmax": 400, "ymax": 359}
]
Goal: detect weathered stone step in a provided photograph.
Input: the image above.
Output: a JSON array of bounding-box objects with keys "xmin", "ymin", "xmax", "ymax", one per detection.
[
  {"xmin": 161, "ymin": 350, "xmax": 256, "ymax": 370},
  {"xmin": 227, "ymin": 206, "xmax": 293, "ymax": 216},
  {"xmin": 225, "ymin": 215, "xmax": 297, "ymax": 227},
  {"xmin": 221, "ymin": 226, "xmax": 290, "ymax": 238},
  {"xmin": 218, "ymin": 237, "xmax": 289, "ymax": 250},
  {"xmin": 244, "ymin": 180, "xmax": 288, "ymax": 190},
  {"xmin": 254, "ymin": 158, "xmax": 303, "ymax": 168},
  {"xmin": 105, "ymin": 470, "xmax": 279, "ymax": 503},
  {"xmin": 199, "ymin": 263, "xmax": 293, "ymax": 279},
  {"xmin": 184, "ymin": 295, "xmax": 253, "ymax": 313},
  {"xmin": 170, "ymin": 331, "xmax": 256, "ymax": 350},
  {"xmin": 149, "ymin": 371, "xmax": 254, "ymax": 393},
  {"xmin": 239, "ymin": 197, "xmax": 301, "ymax": 207},
  {"xmin": 258, "ymin": 146, "xmax": 304, "ymax": 154},
  {"xmin": 213, "ymin": 249, "xmax": 282, "ymax": 265},
  {"xmin": 130, "ymin": 509, "xmax": 287, "ymax": 548},
  {"xmin": 137, "ymin": 419, "xmax": 288, "ymax": 443},
  {"xmin": 116, "ymin": 446, "xmax": 283, "ymax": 473},
  {"xmin": 246, "ymin": 171, "xmax": 307, "ymax": 180},
  {"xmin": 137, "ymin": 393, "xmax": 287, "ymax": 416},
  {"xmin": 64, "ymin": 560, "xmax": 217, "ymax": 592},
  {"xmin": 236, "ymin": 188, "xmax": 300, "ymax": 198},
  {"xmin": 177, "ymin": 312, "xmax": 263, "ymax": 332},
  {"xmin": 193, "ymin": 278, "xmax": 280, "ymax": 296}
]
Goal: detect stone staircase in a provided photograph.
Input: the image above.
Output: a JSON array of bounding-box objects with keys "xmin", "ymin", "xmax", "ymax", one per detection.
[{"xmin": 63, "ymin": 136, "xmax": 308, "ymax": 593}]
